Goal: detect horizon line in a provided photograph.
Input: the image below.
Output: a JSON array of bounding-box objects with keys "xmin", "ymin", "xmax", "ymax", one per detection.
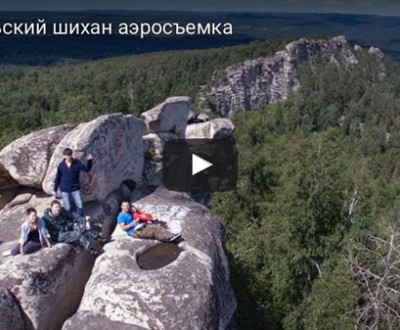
[{"xmin": 0, "ymin": 9, "xmax": 399, "ymax": 18}]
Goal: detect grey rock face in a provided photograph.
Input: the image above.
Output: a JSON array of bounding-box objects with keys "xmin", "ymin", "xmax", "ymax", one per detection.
[
  {"xmin": 142, "ymin": 132, "xmax": 177, "ymax": 186},
  {"xmin": 140, "ymin": 96, "xmax": 191, "ymax": 138},
  {"xmin": 206, "ymin": 36, "xmax": 359, "ymax": 117},
  {"xmin": 186, "ymin": 118, "xmax": 235, "ymax": 139},
  {"xmin": 63, "ymin": 188, "xmax": 236, "ymax": 330},
  {"xmin": 368, "ymin": 46, "xmax": 385, "ymax": 60},
  {"xmin": 188, "ymin": 109, "xmax": 197, "ymax": 123},
  {"xmin": 0, "ymin": 187, "xmax": 20, "ymax": 211},
  {"xmin": 42, "ymin": 114, "xmax": 144, "ymax": 203},
  {"xmin": 0, "ymin": 287, "xmax": 25, "ymax": 330},
  {"xmin": 0, "ymin": 125, "xmax": 70, "ymax": 188},
  {"xmin": 63, "ymin": 312, "xmax": 146, "ymax": 330},
  {"xmin": 188, "ymin": 111, "xmax": 209, "ymax": 124},
  {"xmin": 0, "ymin": 163, "xmax": 18, "ymax": 191},
  {"xmin": 0, "ymin": 244, "xmax": 95, "ymax": 330},
  {"xmin": 197, "ymin": 113, "xmax": 209, "ymax": 122}
]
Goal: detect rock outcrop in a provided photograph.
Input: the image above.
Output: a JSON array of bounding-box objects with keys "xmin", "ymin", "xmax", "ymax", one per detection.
[
  {"xmin": 0, "ymin": 125, "xmax": 70, "ymax": 188},
  {"xmin": 188, "ymin": 110, "xmax": 209, "ymax": 124},
  {"xmin": 141, "ymin": 96, "xmax": 191, "ymax": 138},
  {"xmin": 42, "ymin": 114, "xmax": 144, "ymax": 203},
  {"xmin": 0, "ymin": 244, "xmax": 95, "ymax": 330},
  {"xmin": 140, "ymin": 96, "xmax": 193, "ymax": 187},
  {"xmin": 368, "ymin": 46, "xmax": 385, "ymax": 60},
  {"xmin": 63, "ymin": 188, "xmax": 236, "ymax": 330},
  {"xmin": 186, "ymin": 118, "xmax": 235, "ymax": 139},
  {"xmin": 142, "ymin": 133, "xmax": 177, "ymax": 186},
  {"xmin": 0, "ymin": 104, "xmax": 236, "ymax": 329},
  {"xmin": 206, "ymin": 36, "xmax": 359, "ymax": 117},
  {"xmin": 0, "ymin": 287, "xmax": 25, "ymax": 330}
]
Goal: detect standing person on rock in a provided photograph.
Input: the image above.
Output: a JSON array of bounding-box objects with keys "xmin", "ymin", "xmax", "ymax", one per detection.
[
  {"xmin": 54, "ymin": 148, "xmax": 93, "ymax": 217},
  {"xmin": 118, "ymin": 201, "xmax": 181, "ymax": 243}
]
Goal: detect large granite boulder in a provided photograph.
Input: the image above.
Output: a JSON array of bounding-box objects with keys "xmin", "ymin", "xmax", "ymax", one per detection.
[
  {"xmin": 142, "ymin": 132, "xmax": 176, "ymax": 186},
  {"xmin": 63, "ymin": 188, "xmax": 236, "ymax": 330},
  {"xmin": 0, "ymin": 125, "xmax": 70, "ymax": 188},
  {"xmin": 140, "ymin": 97, "xmax": 191, "ymax": 138},
  {"xmin": 206, "ymin": 36, "xmax": 359, "ymax": 117},
  {"xmin": 42, "ymin": 114, "xmax": 145, "ymax": 203},
  {"xmin": 0, "ymin": 244, "xmax": 95, "ymax": 330},
  {"xmin": 186, "ymin": 118, "xmax": 235, "ymax": 139},
  {"xmin": 0, "ymin": 287, "xmax": 25, "ymax": 330}
]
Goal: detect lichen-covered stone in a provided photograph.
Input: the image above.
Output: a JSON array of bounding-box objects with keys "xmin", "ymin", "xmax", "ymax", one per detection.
[
  {"xmin": 186, "ymin": 118, "xmax": 235, "ymax": 139},
  {"xmin": 0, "ymin": 125, "xmax": 70, "ymax": 188},
  {"xmin": 142, "ymin": 132, "xmax": 177, "ymax": 186},
  {"xmin": 141, "ymin": 97, "xmax": 191, "ymax": 138},
  {"xmin": 63, "ymin": 188, "xmax": 236, "ymax": 330},
  {"xmin": 0, "ymin": 287, "xmax": 25, "ymax": 330},
  {"xmin": 42, "ymin": 114, "xmax": 144, "ymax": 203},
  {"xmin": 0, "ymin": 244, "xmax": 95, "ymax": 330},
  {"xmin": 206, "ymin": 36, "xmax": 359, "ymax": 117}
]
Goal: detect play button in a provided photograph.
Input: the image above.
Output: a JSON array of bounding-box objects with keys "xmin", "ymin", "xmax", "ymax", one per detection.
[
  {"xmin": 162, "ymin": 138, "xmax": 238, "ymax": 192},
  {"xmin": 192, "ymin": 154, "xmax": 213, "ymax": 175}
]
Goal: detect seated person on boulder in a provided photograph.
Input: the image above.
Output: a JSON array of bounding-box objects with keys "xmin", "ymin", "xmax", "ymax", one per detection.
[
  {"xmin": 3, "ymin": 207, "xmax": 52, "ymax": 256},
  {"xmin": 42, "ymin": 200, "xmax": 103, "ymax": 255},
  {"xmin": 117, "ymin": 201, "xmax": 181, "ymax": 242}
]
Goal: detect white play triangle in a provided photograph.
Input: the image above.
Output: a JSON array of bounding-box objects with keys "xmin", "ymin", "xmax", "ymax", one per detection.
[{"xmin": 192, "ymin": 154, "xmax": 213, "ymax": 175}]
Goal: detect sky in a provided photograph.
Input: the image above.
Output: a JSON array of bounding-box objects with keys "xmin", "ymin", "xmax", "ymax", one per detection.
[{"xmin": 1, "ymin": 0, "xmax": 400, "ymax": 16}]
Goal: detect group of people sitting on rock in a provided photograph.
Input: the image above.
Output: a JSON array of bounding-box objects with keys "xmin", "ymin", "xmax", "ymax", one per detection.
[
  {"xmin": 2, "ymin": 148, "xmax": 181, "ymax": 258},
  {"xmin": 2, "ymin": 200, "xmax": 103, "ymax": 256}
]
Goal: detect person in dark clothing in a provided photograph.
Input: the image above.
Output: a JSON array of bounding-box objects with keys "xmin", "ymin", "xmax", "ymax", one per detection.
[
  {"xmin": 54, "ymin": 148, "xmax": 93, "ymax": 217},
  {"xmin": 42, "ymin": 200, "xmax": 102, "ymax": 255},
  {"xmin": 2, "ymin": 208, "xmax": 52, "ymax": 257}
]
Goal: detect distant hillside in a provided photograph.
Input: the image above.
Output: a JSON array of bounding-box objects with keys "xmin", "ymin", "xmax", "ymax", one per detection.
[
  {"xmin": 0, "ymin": 38, "xmax": 290, "ymax": 148},
  {"xmin": 2, "ymin": 33, "xmax": 400, "ymax": 330}
]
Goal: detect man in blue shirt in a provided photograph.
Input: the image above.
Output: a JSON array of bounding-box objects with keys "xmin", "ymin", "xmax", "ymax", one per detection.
[
  {"xmin": 117, "ymin": 201, "xmax": 181, "ymax": 242},
  {"xmin": 54, "ymin": 148, "xmax": 93, "ymax": 217}
]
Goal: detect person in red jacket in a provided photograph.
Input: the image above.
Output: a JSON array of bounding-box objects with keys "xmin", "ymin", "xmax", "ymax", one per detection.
[
  {"xmin": 131, "ymin": 205, "xmax": 154, "ymax": 223},
  {"xmin": 117, "ymin": 201, "xmax": 181, "ymax": 242}
]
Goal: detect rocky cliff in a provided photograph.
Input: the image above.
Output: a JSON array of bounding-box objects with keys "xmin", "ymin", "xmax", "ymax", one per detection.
[
  {"xmin": 204, "ymin": 36, "xmax": 381, "ymax": 118},
  {"xmin": 63, "ymin": 188, "xmax": 236, "ymax": 330},
  {"xmin": 0, "ymin": 35, "xmax": 376, "ymax": 329},
  {"xmin": 0, "ymin": 96, "xmax": 236, "ymax": 330}
]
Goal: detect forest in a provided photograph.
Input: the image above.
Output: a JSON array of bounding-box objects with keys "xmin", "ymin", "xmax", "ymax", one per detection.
[
  {"xmin": 2, "ymin": 38, "xmax": 400, "ymax": 329},
  {"xmin": 212, "ymin": 51, "xmax": 400, "ymax": 329},
  {"xmin": 0, "ymin": 38, "xmax": 289, "ymax": 148}
]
